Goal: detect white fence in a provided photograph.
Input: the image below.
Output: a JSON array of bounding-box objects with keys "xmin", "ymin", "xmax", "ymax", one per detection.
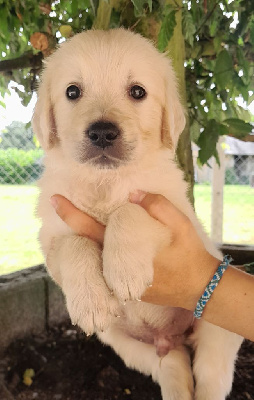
[{"xmin": 193, "ymin": 137, "xmax": 254, "ymax": 245}]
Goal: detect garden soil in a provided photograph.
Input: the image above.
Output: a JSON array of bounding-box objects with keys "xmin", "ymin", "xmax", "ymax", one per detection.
[{"xmin": 0, "ymin": 324, "xmax": 253, "ymax": 400}]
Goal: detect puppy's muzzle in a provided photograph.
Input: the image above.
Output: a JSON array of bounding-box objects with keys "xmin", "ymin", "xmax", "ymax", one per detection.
[{"xmin": 86, "ymin": 121, "xmax": 120, "ymax": 149}]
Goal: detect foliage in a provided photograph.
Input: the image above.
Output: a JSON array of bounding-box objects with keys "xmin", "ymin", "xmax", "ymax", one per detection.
[
  {"xmin": 0, "ymin": 148, "xmax": 44, "ymax": 184},
  {"xmin": 0, "ymin": 0, "xmax": 253, "ymax": 165},
  {"xmin": 0, "ymin": 120, "xmax": 36, "ymax": 150},
  {"xmin": 157, "ymin": 4, "xmax": 177, "ymax": 52},
  {"xmin": 184, "ymin": 0, "xmax": 254, "ymax": 163}
]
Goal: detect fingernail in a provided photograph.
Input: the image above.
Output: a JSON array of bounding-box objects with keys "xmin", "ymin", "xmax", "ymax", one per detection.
[
  {"xmin": 50, "ymin": 196, "xmax": 58, "ymax": 210},
  {"xmin": 129, "ymin": 190, "xmax": 147, "ymax": 204}
]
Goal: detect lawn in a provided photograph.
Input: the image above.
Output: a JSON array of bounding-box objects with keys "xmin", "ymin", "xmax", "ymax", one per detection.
[
  {"xmin": 0, "ymin": 184, "xmax": 253, "ymax": 276},
  {"xmin": 194, "ymin": 184, "xmax": 254, "ymax": 245},
  {"xmin": 0, "ymin": 185, "xmax": 43, "ymax": 275}
]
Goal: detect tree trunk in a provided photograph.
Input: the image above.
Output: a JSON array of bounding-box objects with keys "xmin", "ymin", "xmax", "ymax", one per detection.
[
  {"xmin": 92, "ymin": 0, "xmax": 112, "ymax": 29},
  {"xmin": 165, "ymin": 0, "xmax": 195, "ymax": 205},
  {"xmin": 92, "ymin": 0, "xmax": 195, "ymax": 204},
  {"xmin": 92, "ymin": 0, "xmax": 119, "ymax": 29}
]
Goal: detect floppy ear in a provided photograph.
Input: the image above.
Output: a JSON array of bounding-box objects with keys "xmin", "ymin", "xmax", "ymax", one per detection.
[
  {"xmin": 32, "ymin": 71, "xmax": 58, "ymax": 151},
  {"xmin": 161, "ymin": 67, "xmax": 186, "ymax": 151}
]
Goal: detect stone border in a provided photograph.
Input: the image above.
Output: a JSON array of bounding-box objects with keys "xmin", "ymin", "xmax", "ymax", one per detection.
[
  {"xmin": 0, "ymin": 245, "xmax": 253, "ymax": 352},
  {"xmin": 0, "ymin": 265, "xmax": 69, "ymax": 352}
]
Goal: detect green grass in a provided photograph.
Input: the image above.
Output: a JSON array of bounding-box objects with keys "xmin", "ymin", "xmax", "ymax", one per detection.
[
  {"xmin": 0, "ymin": 184, "xmax": 253, "ymax": 276},
  {"xmin": 0, "ymin": 185, "xmax": 43, "ymax": 275},
  {"xmin": 194, "ymin": 184, "xmax": 254, "ymax": 245}
]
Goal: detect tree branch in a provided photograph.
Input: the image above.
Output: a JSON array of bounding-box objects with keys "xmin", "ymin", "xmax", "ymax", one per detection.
[
  {"xmin": 0, "ymin": 52, "xmax": 43, "ymax": 73},
  {"xmin": 194, "ymin": 0, "xmax": 220, "ymax": 36},
  {"xmin": 228, "ymin": 134, "xmax": 254, "ymax": 142}
]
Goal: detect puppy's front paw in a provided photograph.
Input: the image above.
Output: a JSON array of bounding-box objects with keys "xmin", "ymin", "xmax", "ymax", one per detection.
[
  {"xmin": 103, "ymin": 204, "xmax": 165, "ymax": 303},
  {"xmin": 66, "ymin": 287, "xmax": 118, "ymax": 335},
  {"xmin": 103, "ymin": 246, "xmax": 154, "ymax": 302}
]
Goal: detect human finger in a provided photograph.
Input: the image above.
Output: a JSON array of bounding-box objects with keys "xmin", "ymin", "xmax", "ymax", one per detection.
[
  {"xmin": 50, "ymin": 194, "xmax": 105, "ymax": 245},
  {"xmin": 129, "ymin": 191, "xmax": 189, "ymax": 231}
]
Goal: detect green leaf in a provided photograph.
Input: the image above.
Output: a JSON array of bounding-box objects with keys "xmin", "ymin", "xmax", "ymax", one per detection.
[
  {"xmin": 209, "ymin": 19, "xmax": 218, "ymax": 37},
  {"xmin": 158, "ymin": 8, "xmax": 176, "ymax": 52},
  {"xmin": 197, "ymin": 120, "xmax": 228, "ymax": 165},
  {"xmin": 0, "ymin": 6, "xmax": 10, "ymax": 41},
  {"xmin": 0, "ymin": 99, "xmax": 6, "ymax": 109},
  {"xmin": 90, "ymin": 0, "xmax": 99, "ymax": 16},
  {"xmin": 249, "ymin": 18, "xmax": 254, "ymax": 45},
  {"xmin": 147, "ymin": 0, "xmax": 152, "ymax": 13},
  {"xmin": 130, "ymin": 0, "xmax": 147, "ymax": 15},
  {"xmin": 236, "ymin": 47, "xmax": 249, "ymax": 83},
  {"xmin": 214, "ymin": 49, "xmax": 234, "ymax": 90},
  {"xmin": 71, "ymin": 0, "xmax": 81, "ymax": 15},
  {"xmin": 182, "ymin": 7, "xmax": 196, "ymax": 47},
  {"xmin": 248, "ymin": 93, "xmax": 254, "ymax": 106},
  {"xmin": 223, "ymin": 118, "xmax": 253, "ymax": 137},
  {"xmin": 190, "ymin": 120, "xmax": 201, "ymax": 143},
  {"xmin": 213, "ymin": 36, "xmax": 222, "ymax": 53}
]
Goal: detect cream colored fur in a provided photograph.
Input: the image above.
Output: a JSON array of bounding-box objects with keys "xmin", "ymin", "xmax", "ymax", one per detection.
[{"xmin": 33, "ymin": 29, "xmax": 242, "ymax": 400}]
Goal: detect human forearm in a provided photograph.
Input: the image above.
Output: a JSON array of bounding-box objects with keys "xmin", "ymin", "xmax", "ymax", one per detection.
[
  {"xmin": 51, "ymin": 193, "xmax": 254, "ymax": 341},
  {"xmin": 202, "ymin": 266, "xmax": 254, "ymax": 340},
  {"xmin": 144, "ymin": 251, "xmax": 254, "ymax": 340}
]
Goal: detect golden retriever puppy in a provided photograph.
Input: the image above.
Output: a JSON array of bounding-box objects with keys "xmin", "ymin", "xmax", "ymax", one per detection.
[{"xmin": 33, "ymin": 29, "xmax": 242, "ymax": 400}]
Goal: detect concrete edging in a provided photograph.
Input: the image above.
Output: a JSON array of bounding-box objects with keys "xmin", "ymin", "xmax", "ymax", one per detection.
[{"xmin": 0, "ymin": 265, "xmax": 69, "ymax": 352}]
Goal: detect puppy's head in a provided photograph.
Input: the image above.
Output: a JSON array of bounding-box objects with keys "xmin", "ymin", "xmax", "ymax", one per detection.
[{"xmin": 33, "ymin": 29, "xmax": 185, "ymax": 169}]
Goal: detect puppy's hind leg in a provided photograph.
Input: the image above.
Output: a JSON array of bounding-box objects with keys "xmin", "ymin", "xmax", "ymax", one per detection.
[
  {"xmin": 98, "ymin": 327, "xmax": 193, "ymax": 400},
  {"xmin": 158, "ymin": 348, "xmax": 194, "ymax": 400},
  {"xmin": 192, "ymin": 321, "xmax": 243, "ymax": 400}
]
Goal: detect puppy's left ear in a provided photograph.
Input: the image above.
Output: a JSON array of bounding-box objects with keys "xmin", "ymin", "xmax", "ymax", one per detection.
[{"xmin": 161, "ymin": 65, "xmax": 186, "ymax": 150}]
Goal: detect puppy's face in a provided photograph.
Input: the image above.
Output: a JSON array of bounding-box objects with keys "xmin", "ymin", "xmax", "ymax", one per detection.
[{"xmin": 33, "ymin": 29, "xmax": 185, "ymax": 169}]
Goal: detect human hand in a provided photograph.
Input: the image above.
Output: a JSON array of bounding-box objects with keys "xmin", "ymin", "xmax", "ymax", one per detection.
[
  {"xmin": 50, "ymin": 194, "xmax": 105, "ymax": 244},
  {"xmin": 50, "ymin": 193, "xmax": 219, "ymax": 310},
  {"xmin": 129, "ymin": 192, "xmax": 220, "ymax": 310}
]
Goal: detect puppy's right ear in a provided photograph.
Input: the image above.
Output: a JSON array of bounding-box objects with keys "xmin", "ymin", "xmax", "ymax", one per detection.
[
  {"xmin": 161, "ymin": 58, "xmax": 186, "ymax": 151},
  {"xmin": 32, "ymin": 73, "xmax": 58, "ymax": 151}
]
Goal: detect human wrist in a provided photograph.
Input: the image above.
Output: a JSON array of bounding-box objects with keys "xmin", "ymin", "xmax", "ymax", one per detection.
[
  {"xmin": 184, "ymin": 252, "xmax": 221, "ymax": 312},
  {"xmin": 142, "ymin": 247, "xmax": 219, "ymax": 310},
  {"xmin": 193, "ymin": 255, "xmax": 231, "ymax": 318}
]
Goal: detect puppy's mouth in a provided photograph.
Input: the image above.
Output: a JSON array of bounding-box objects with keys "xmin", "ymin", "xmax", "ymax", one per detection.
[
  {"xmin": 77, "ymin": 146, "xmax": 131, "ymax": 169},
  {"xmin": 86, "ymin": 152, "xmax": 124, "ymax": 169},
  {"xmin": 76, "ymin": 120, "xmax": 135, "ymax": 169}
]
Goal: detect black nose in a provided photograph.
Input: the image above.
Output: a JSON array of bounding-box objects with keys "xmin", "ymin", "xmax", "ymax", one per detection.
[{"xmin": 86, "ymin": 121, "xmax": 120, "ymax": 149}]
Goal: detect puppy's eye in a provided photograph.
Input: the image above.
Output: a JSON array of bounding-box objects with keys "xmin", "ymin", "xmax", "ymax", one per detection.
[
  {"xmin": 66, "ymin": 85, "xmax": 81, "ymax": 100},
  {"xmin": 129, "ymin": 85, "xmax": 146, "ymax": 100}
]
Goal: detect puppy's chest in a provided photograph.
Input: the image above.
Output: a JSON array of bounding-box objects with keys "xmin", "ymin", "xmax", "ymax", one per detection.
[
  {"xmin": 80, "ymin": 203, "xmax": 122, "ymax": 225},
  {"xmin": 70, "ymin": 184, "xmax": 127, "ymax": 225}
]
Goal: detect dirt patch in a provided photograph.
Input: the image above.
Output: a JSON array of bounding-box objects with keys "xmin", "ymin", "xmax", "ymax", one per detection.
[{"xmin": 0, "ymin": 324, "xmax": 253, "ymax": 400}]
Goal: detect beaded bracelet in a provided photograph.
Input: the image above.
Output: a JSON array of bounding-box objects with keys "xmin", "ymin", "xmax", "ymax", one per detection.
[{"xmin": 194, "ymin": 255, "xmax": 232, "ymax": 319}]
